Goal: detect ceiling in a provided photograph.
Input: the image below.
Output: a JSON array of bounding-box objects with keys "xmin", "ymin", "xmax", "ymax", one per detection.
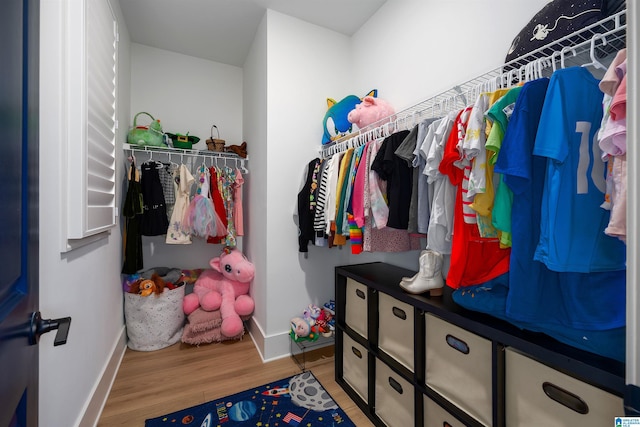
[{"xmin": 118, "ymin": 0, "xmax": 387, "ymax": 67}]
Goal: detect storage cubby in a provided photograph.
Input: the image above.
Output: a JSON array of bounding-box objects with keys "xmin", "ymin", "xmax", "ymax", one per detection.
[
  {"xmin": 334, "ymin": 262, "xmax": 625, "ymax": 427},
  {"xmin": 504, "ymin": 348, "xmax": 623, "ymax": 427}
]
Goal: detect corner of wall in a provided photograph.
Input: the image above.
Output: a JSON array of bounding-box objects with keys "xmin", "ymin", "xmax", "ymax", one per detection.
[
  {"xmin": 77, "ymin": 326, "xmax": 127, "ymax": 427},
  {"xmin": 246, "ymin": 317, "xmax": 292, "ymax": 363}
]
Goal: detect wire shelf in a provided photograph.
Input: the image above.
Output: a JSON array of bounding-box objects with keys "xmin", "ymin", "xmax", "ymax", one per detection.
[
  {"xmin": 124, "ymin": 143, "xmax": 249, "ymax": 173},
  {"xmin": 321, "ymin": 9, "xmax": 626, "ymax": 159}
]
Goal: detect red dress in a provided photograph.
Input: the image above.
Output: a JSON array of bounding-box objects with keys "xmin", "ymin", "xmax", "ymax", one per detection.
[
  {"xmin": 207, "ymin": 167, "xmax": 229, "ymax": 244},
  {"xmin": 439, "ymin": 108, "xmax": 510, "ymax": 288}
]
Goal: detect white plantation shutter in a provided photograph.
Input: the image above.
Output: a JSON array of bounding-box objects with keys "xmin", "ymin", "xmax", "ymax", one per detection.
[{"xmin": 67, "ymin": 0, "xmax": 117, "ymax": 240}]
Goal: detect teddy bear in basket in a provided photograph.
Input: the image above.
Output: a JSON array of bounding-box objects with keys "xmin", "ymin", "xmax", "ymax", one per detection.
[{"xmin": 183, "ymin": 247, "xmax": 255, "ymax": 338}]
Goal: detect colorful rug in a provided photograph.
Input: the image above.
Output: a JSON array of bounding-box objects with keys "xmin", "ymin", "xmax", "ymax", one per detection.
[{"xmin": 145, "ymin": 371, "xmax": 356, "ymax": 427}]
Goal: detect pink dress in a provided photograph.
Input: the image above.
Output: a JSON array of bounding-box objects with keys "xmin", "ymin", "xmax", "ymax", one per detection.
[{"xmin": 233, "ymin": 169, "xmax": 244, "ymax": 236}]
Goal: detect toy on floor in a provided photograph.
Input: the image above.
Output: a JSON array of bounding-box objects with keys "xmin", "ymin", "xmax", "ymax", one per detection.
[
  {"xmin": 183, "ymin": 247, "xmax": 255, "ymax": 338},
  {"xmin": 290, "ymin": 303, "xmax": 335, "ymax": 341},
  {"xmin": 302, "ymin": 304, "xmax": 321, "ymax": 324},
  {"xmin": 290, "ymin": 316, "xmax": 319, "ymax": 342}
]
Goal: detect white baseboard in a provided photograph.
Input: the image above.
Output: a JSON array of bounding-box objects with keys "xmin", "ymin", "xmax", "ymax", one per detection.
[
  {"xmin": 246, "ymin": 317, "xmax": 292, "ymax": 363},
  {"xmin": 77, "ymin": 326, "xmax": 127, "ymax": 427}
]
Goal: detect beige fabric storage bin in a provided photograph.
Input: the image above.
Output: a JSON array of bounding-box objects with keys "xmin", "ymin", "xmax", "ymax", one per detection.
[
  {"xmin": 378, "ymin": 292, "xmax": 415, "ymax": 372},
  {"xmin": 375, "ymin": 358, "xmax": 415, "ymax": 427},
  {"xmin": 345, "ymin": 278, "xmax": 368, "ymax": 339},
  {"xmin": 424, "ymin": 395, "xmax": 465, "ymax": 427},
  {"xmin": 505, "ymin": 348, "xmax": 623, "ymax": 427},
  {"xmin": 425, "ymin": 313, "xmax": 492, "ymax": 426},
  {"xmin": 342, "ymin": 332, "xmax": 369, "ymax": 403}
]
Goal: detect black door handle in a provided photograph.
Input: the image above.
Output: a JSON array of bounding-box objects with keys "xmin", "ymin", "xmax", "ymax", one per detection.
[{"xmin": 28, "ymin": 311, "xmax": 71, "ymax": 346}]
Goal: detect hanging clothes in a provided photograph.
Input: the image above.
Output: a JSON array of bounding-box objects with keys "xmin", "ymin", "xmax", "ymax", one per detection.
[
  {"xmin": 363, "ymin": 138, "xmax": 422, "ymax": 253},
  {"xmin": 183, "ymin": 164, "xmax": 225, "ymax": 238},
  {"xmin": 140, "ymin": 160, "xmax": 170, "ymax": 236},
  {"xmin": 206, "ymin": 166, "xmax": 229, "ymax": 245},
  {"xmin": 394, "ymin": 124, "xmax": 421, "ymax": 235},
  {"xmin": 412, "ymin": 117, "xmax": 439, "ymax": 235},
  {"xmin": 532, "ymin": 66, "xmax": 626, "ymax": 273},
  {"xmin": 233, "ymin": 168, "xmax": 245, "ymax": 237},
  {"xmin": 219, "ymin": 167, "xmax": 238, "ymax": 247},
  {"xmin": 422, "ymin": 112, "xmax": 457, "ymax": 255},
  {"xmin": 439, "ymin": 108, "xmax": 510, "ymax": 289},
  {"xmin": 485, "ymin": 85, "xmax": 524, "ymax": 248},
  {"xmin": 341, "ymin": 145, "xmax": 365, "ymax": 236},
  {"xmin": 297, "ymin": 158, "xmax": 320, "ymax": 253},
  {"xmin": 370, "ymin": 130, "xmax": 411, "ymax": 229},
  {"xmin": 160, "ymin": 162, "xmax": 178, "ymax": 219},
  {"xmin": 323, "ymin": 151, "xmax": 343, "ymax": 236},
  {"xmin": 495, "ymin": 76, "xmax": 625, "ymax": 331},
  {"xmin": 465, "ymin": 88, "xmax": 510, "ymax": 239},
  {"xmin": 122, "ymin": 160, "xmax": 144, "ymax": 274},
  {"xmin": 333, "ymin": 148, "xmax": 354, "ymax": 245},
  {"xmin": 166, "ymin": 164, "xmax": 195, "ymax": 244},
  {"xmin": 313, "ymin": 156, "xmax": 333, "ymax": 243},
  {"xmin": 351, "ymin": 142, "xmax": 370, "ymax": 228},
  {"xmin": 598, "ymin": 52, "xmax": 627, "ymax": 242}
]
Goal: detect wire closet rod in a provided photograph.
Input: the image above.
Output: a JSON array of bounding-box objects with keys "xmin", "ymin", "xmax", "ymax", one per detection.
[
  {"xmin": 320, "ymin": 9, "xmax": 626, "ymax": 159},
  {"xmin": 124, "ymin": 142, "xmax": 249, "ymax": 173}
]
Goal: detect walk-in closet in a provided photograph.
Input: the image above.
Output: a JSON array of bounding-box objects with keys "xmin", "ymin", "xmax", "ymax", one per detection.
[{"xmin": 8, "ymin": 1, "xmax": 637, "ymax": 426}]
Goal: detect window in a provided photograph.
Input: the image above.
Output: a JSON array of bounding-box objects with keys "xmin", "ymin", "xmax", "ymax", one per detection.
[{"xmin": 66, "ymin": 0, "xmax": 118, "ymax": 244}]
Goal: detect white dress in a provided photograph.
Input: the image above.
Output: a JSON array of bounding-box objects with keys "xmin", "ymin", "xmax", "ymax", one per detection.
[{"xmin": 165, "ymin": 164, "xmax": 194, "ymax": 244}]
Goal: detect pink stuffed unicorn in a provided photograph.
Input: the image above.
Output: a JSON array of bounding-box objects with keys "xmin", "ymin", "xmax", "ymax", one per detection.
[{"xmin": 183, "ymin": 247, "xmax": 255, "ymax": 338}]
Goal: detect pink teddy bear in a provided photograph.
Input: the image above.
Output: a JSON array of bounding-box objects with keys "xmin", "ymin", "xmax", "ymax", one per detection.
[
  {"xmin": 183, "ymin": 248, "xmax": 256, "ymax": 338},
  {"xmin": 347, "ymin": 95, "xmax": 396, "ymax": 129}
]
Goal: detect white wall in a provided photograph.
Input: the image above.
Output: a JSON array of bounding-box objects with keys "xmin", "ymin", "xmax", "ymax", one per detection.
[
  {"xmin": 242, "ymin": 12, "xmax": 270, "ymax": 356},
  {"xmin": 39, "ymin": 0, "xmax": 131, "ymax": 426},
  {"xmin": 249, "ymin": 10, "xmax": 353, "ymax": 360},
  {"xmin": 351, "ymin": 0, "xmax": 550, "ymax": 113},
  {"xmin": 129, "ymin": 43, "xmax": 244, "ymax": 269}
]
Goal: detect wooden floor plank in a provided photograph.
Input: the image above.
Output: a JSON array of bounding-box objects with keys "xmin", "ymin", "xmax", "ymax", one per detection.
[{"xmin": 98, "ymin": 337, "xmax": 373, "ymax": 426}]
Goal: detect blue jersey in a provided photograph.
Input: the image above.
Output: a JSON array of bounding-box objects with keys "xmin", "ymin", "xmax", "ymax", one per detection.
[
  {"xmin": 496, "ymin": 77, "xmax": 625, "ymax": 330},
  {"xmin": 533, "ymin": 67, "xmax": 626, "ymax": 273}
]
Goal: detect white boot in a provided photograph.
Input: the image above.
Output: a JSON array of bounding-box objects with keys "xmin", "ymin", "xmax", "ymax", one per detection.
[
  {"xmin": 400, "ymin": 250, "xmax": 429, "ymax": 283},
  {"xmin": 400, "ymin": 250, "xmax": 444, "ymax": 296}
]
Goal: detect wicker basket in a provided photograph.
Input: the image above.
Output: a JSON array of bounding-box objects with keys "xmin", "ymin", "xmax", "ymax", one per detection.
[{"xmin": 206, "ymin": 124, "xmax": 225, "ymax": 151}]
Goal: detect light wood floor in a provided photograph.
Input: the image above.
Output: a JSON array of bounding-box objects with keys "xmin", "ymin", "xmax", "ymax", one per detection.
[{"xmin": 98, "ymin": 336, "xmax": 374, "ymax": 426}]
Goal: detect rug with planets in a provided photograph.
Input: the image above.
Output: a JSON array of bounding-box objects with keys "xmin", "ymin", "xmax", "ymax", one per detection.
[{"xmin": 144, "ymin": 371, "xmax": 356, "ymax": 427}]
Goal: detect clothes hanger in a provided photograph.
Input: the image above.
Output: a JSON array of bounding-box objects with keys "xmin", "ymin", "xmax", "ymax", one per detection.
[
  {"xmin": 518, "ymin": 64, "xmax": 527, "ymax": 83},
  {"xmin": 551, "ymin": 50, "xmax": 561, "ymax": 72},
  {"xmin": 560, "ymin": 45, "xmax": 577, "ymax": 69},
  {"xmin": 239, "ymin": 159, "xmax": 248, "ymax": 175},
  {"xmin": 524, "ymin": 62, "xmax": 535, "ymax": 81},
  {"xmin": 539, "ymin": 56, "xmax": 552, "ymax": 78},
  {"xmin": 581, "ymin": 33, "xmax": 607, "ymax": 70}
]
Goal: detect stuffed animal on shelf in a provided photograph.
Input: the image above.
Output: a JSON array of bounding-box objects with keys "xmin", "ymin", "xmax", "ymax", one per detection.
[
  {"xmin": 347, "ymin": 95, "xmax": 396, "ymax": 130},
  {"xmin": 315, "ymin": 309, "xmax": 333, "ymax": 337},
  {"xmin": 128, "ymin": 273, "xmax": 166, "ymax": 297},
  {"xmin": 183, "ymin": 247, "xmax": 255, "ymax": 338},
  {"xmin": 322, "ymin": 89, "xmax": 377, "ymax": 145},
  {"xmin": 302, "ymin": 304, "xmax": 321, "ymax": 325},
  {"xmin": 290, "ymin": 316, "xmax": 319, "ymax": 342}
]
